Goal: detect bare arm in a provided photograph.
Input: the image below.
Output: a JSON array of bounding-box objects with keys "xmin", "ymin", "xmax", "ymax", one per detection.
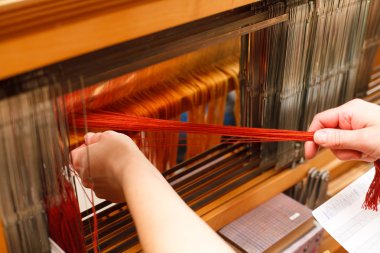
[{"xmin": 71, "ymin": 131, "xmax": 233, "ymax": 253}]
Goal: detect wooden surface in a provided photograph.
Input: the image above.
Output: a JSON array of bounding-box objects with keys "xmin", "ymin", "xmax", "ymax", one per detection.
[
  {"xmin": 0, "ymin": 0, "xmax": 258, "ymax": 80},
  {"xmin": 327, "ymin": 163, "xmax": 371, "ymax": 197},
  {"xmin": 202, "ymin": 149, "xmax": 334, "ymax": 230},
  {"xmin": 374, "ymin": 47, "xmax": 380, "ymax": 67},
  {"xmin": 320, "ymin": 231, "xmax": 348, "ymax": 253}
]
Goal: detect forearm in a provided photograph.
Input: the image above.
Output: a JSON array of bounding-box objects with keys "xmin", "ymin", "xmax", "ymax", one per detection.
[{"xmin": 122, "ymin": 160, "xmax": 233, "ymax": 253}]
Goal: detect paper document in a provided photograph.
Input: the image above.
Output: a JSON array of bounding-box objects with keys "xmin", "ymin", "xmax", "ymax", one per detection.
[
  {"xmin": 49, "ymin": 238, "xmax": 65, "ymax": 253},
  {"xmin": 313, "ymin": 168, "xmax": 380, "ymax": 253}
]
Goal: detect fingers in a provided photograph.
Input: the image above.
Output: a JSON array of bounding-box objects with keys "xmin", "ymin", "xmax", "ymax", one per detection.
[
  {"xmin": 71, "ymin": 146, "xmax": 86, "ymax": 170},
  {"xmin": 331, "ymin": 149, "xmax": 362, "ymax": 161},
  {"xmin": 70, "ymin": 146, "xmax": 89, "ymax": 180},
  {"xmin": 308, "ymin": 104, "xmax": 357, "ymax": 132},
  {"xmin": 305, "ymin": 139, "xmax": 364, "ymax": 161},
  {"xmin": 74, "ymin": 131, "xmax": 118, "ymax": 168},
  {"xmin": 306, "ymin": 99, "xmax": 380, "ymax": 161},
  {"xmin": 103, "ymin": 130, "xmax": 118, "ymax": 135},
  {"xmin": 313, "ymin": 128, "xmax": 365, "ymax": 151},
  {"xmin": 308, "ymin": 108, "xmax": 340, "ymax": 132},
  {"xmin": 305, "ymin": 109, "xmax": 339, "ymax": 159},
  {"xmin": 84, "ymin": 131, "xmax": 119, "ymax": 145},
  {"xmin": 331, "ymin": 149, "xmax": 377, "ymax": 162},
  {"xmin": 304, "ymin": 141, "xmax": 319, "ymax": 159},
  {"xmin": 84, "ymin": 132, "xmax": 102, "ymax": 145},
  {"xmin": 306, "ymin": 127, "xmax": 379, "ymax": 162}
]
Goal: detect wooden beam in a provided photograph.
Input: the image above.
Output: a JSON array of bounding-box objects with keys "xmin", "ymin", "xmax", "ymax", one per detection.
[
  {"xmin": 203, "ymin": 164, "xmax": 311, "ymax": 230},
  {"xmin": 202, "ymin": 149, "xmax": 334, "ymax": 230},
  {"xmin": 0, "ymin": 0, "xmax": 258, "ymax": 80},
  {"xmin": 196, "ymin": 169, "xmax": 277, "ymax": 217}
]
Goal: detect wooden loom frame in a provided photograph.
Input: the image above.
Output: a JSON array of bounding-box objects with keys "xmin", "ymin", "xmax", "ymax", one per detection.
[
  {"xmin": 0, "ymin": 0, "xmax": 259, "ymax": 80},
  {"xmin": 1, "ymin": 0, "xmax": 378, "ymax": 252}
]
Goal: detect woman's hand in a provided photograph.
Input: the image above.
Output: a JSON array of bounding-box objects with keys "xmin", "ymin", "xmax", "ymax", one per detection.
[
  {"xmin": 71, "ymin": 131, "xmax": 150, "ymax": 202},
  {"xmin": 71, "ymin": 131, "xmax": 234, "ymax": 253},
  {"xmin": 305, "ymin": 99, "xmax": 380, "ymax": 162}
]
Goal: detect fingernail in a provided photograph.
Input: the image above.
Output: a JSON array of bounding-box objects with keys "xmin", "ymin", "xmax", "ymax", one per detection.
[{"xmin": 314, "ymin": 130, "xmax": 327, "ymax": 144}]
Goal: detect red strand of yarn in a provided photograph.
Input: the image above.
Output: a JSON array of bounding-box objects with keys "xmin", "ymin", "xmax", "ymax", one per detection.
[
  {"xmin": 362, "ymin": 160, "xmax": 380, "ymax": 211},
  {"xmin": 69, "ymin": 165, "xmax": 99, "ymax": 252},
  {"xmin": 90, "ymin": 185, "xmax": 99, "ymax": 253},
  {"xmin": 72, "ymin": 111, "xmax": 380, "ymax": 226},
  {"xmin": 48, "ymin": 180, "xmax": 86, "ymax": 253},
  {"xmin": 73, "ymin": 113, "xmax": 315, "ymax": 142}
]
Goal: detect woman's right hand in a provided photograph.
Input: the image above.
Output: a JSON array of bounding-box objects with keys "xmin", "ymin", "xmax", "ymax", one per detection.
[
  {"xmin": 71, "ymin": 131, "xmax": 152, "ymax": 202},
  {"xmin": 305, "ymin": 99, "xmax": 380, "ymax": 162}
]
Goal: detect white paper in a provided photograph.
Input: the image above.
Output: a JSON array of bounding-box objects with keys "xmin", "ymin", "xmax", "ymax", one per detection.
[
  {"xmin": 50, "ymin": 238, "xmax": 65, "ymax": 253},
  {"xmin": 313, "ymin": 168, "xmax": 380, "ymax": 253}
]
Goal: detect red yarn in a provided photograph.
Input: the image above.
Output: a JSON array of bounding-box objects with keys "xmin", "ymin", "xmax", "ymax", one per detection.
[
  {"xmin": 72, "ymin": 112, "xmax": 380, "ymax": 220},
  {"xmin": 90, "ymin": 184, "xmax": 99, "ymax": 253},
  {"xmin": 362, "ymin": 160, "xmax": 380, "ymax": 211},
  {"xmin": 48, "ymin": 180, "xmax": 86, "ymax": 253},
  {"xmin": 69, "ymin": 166, "xmax": 99, "ymax": 253},
  {"xmin": 74, "ymin": 113, "xmax": 315, "ymax": 142}
]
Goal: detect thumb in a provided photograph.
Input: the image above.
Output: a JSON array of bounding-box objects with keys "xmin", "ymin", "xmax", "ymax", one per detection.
[{"xmin": 314, "ymin": 129, "xmax": 362, "ymax": 151}]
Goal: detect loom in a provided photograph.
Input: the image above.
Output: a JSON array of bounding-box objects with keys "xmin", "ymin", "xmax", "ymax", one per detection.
[{"xmin": 1, "ymin": 0, "xmax": 380, "ymax": 252}]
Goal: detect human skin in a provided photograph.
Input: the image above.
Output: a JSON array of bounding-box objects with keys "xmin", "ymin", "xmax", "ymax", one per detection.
[
  {"xmin": 305, "ymin": 99, "xmax": 380, "ymax": 162},
  {"xmin": 71, "ymin": 131, "xmax": 233, "ymax": 253}
]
